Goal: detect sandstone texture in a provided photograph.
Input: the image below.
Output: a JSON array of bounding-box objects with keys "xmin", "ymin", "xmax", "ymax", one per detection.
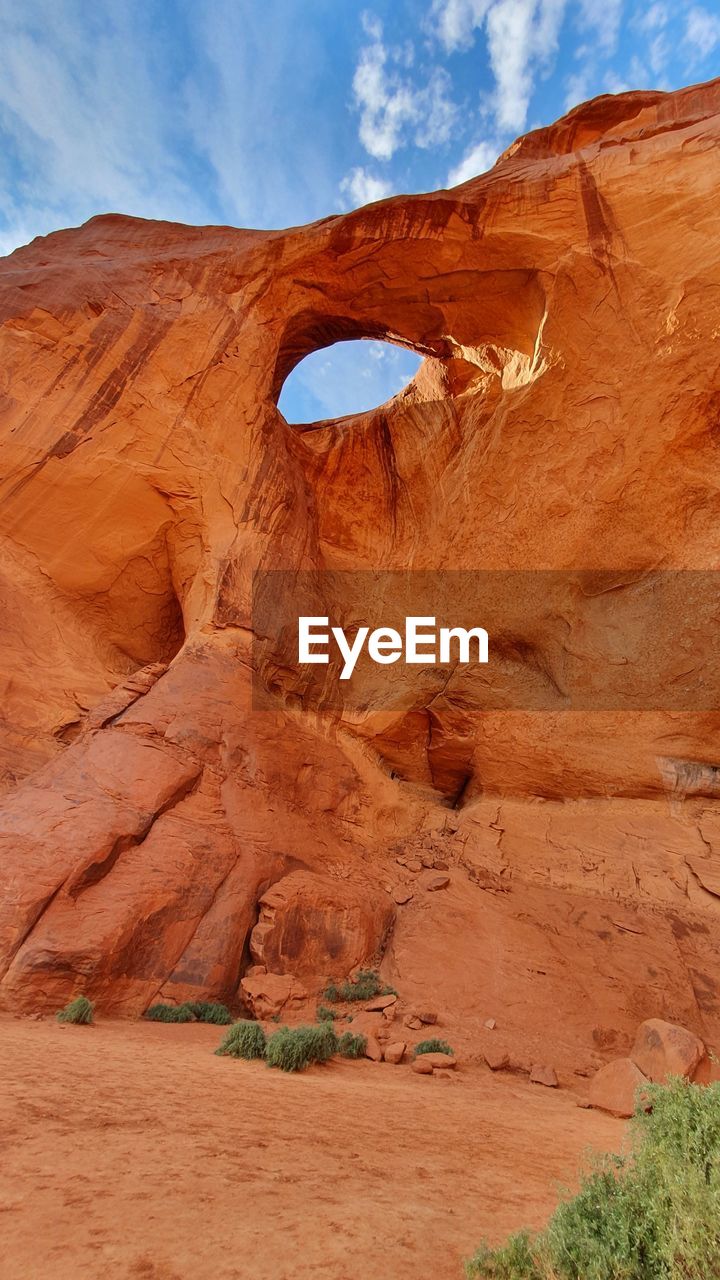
[{"xmin": 1, "ymin": 77, "xmax": 720, "ymax": 1077}]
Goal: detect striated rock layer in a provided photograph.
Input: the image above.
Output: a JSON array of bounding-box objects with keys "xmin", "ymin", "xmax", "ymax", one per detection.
[{"xmin": 1, "ymin": 78, "xmax": 720, "ymax": 1071}]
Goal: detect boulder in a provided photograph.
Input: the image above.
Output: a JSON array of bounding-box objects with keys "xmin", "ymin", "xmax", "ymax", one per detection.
[
  {"xmin": 365, "ymin": 994, "xmax": 397, "ymax": 1012},
  {"xmin": 630, "ymin": 1019, "xmax": 706, "ymax": 1083},
  {"xmin": 589, "ymin": 1058, "xmax": 649, "ymax": 1118},
  {"xmin": 421, "ymin": 872, "xmax": 450, "ymax": 892},
  {"xmin": 392, "ymin": 888, "xmax": 413, "ymax": 905},
  {"xmin": 530, "ymin": 1063, "xmax": 558, "ymax": 1088},
  {"xmin": 404, "ymin": 1015, "xmax": 423, "ymax": 1030},
  {"xmin": 411, "ymin": 1056, "xmax": 433, "ymax": 1075},
  {"xmin": 384, "ymin": 1041, "xmax": 406, "ymax": 1064},
  {"xmin": 484, "ymin": 1047, "xmax": 509, "ymax": 1072},
  {"xmin": 240, "ymin": 971, "xmax": 307, "ymax": 1021},
  {"xmin": 415, "ymin": 1052, "xmax": 456, "ymax": 1070},
  {"xmin": 249, "ymin": 871, "xmax": 395, "ymax": 980},
  {"xmin": 364, "ymin": 1035, "xmax": 383, "ymax": 1062},
  {"xmin": 416, "ymin": 1010, "xmax": 438, "ymax": 1026}
]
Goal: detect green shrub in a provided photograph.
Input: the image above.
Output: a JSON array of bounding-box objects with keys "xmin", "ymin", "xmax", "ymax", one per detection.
[
  {"xmin": 185, "ymin": 1001, "xmax": 233, "ymax": 1025},
  {"xmin": 316, "ymin": 1004, "xmax": 338, "ymax": 1022},
  {"xmin": 265, "ymin": 1023, "xmax": 338, "ymax": 1072},
  {"xmin": 215, "ymin": 1020, "xmax": 267, "ymax": 1060},
  {"xmin": 56, "ymin": 995, "xmax": 94, "ymax": 1025},
  {"xmin": 144, "ymin": 1000, "xmax": 232, "ymax": 1024},
  {"xmin": 466, "ymin": 1077, "xmax": 720, "ymax": 1279},
  {"xmin": 322, "ymin": 969, "xmax": 396, "ymax": 1003},
  {"xmin": 414, "ymin": 1038, "xmax": 454, "ymax": 1056},
  {"xmin": 336, "ymin": 1031, "xmax": 367, "ymax": 1059},
  {"xmin": 144, "ymin": 1002, "xmax": 196, "ymax": 1023}
]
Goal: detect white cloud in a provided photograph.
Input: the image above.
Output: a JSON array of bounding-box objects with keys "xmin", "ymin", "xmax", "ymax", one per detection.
[
  {"xmin": 577, "ymin": 0, "xmax": 623, "ymax": 53},
  {"xmin": 447, "ymin": 138, "xmax": 500, "ymax": 184},
  {"xmin": 429, "ymin": 0, "xmax": 492, "ymax": 52},
  {"xmin": 684, "ymin": 5, "xmax": 720, "ymax": 57},
  {"xmin": 339, "ymin": 166, "xmax": 394, "ymax": 208},
  {"xmin": 351, "ymin": 16, "xmax": 458, "ymax": 161},
  {"xmin": 635, "ymin": 3, "xmax": 669, "ymax": 33},
  {"xmin": 486, "ymin": 0, "xmax": 567, "ymax": 133},
  {"xmin": 564, "ymin": 67, "xmax": 593, "ymax": 110}
]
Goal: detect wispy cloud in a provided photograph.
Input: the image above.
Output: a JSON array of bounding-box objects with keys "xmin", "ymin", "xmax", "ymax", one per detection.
[
  {"xmin": 684, "ymin": 5, "xmax": 720, "ymax": 58},
  {"xmin": 447, "ymin": 138, "xmax": 500, "ymax": 185},
  {"xmin": 351, "ymin": 16, "xmax": 458, "ymax": 161},
  {"xmin": 339, "ymin": 167, "xmax": 394, "ymax": 208}
]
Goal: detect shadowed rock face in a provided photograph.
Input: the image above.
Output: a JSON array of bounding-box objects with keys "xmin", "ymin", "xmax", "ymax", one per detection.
[{"xmin": 1, "ymin": 79, "xmax": 720, "ymax": 1066}]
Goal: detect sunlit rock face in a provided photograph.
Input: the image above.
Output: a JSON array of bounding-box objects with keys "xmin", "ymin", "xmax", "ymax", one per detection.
[{"xmin": 1, "ymin": 79, "xmax": 720, "ymax": 1068}]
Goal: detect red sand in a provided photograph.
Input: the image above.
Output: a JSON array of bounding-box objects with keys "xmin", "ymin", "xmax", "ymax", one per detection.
[{"xmin": 0, "ymin": 1016, "xmax": 624, "ymax": 1279}]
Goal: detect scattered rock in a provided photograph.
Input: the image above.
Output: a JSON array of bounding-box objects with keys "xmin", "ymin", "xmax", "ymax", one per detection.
[
  {"xmin": 240, "ymin": 971, "xmax": 307, "ymax": 1021},
  {"xmin": 421, "ymin": 854, "xmax": 435, "ymax": 868},
  {"xmin": 417, "ymin": 1052, "xmax": 456, "ymax": 1070},
  {"xmin": 392, "ymin": 887, "xmax": 414, "ymax": 905},
  {"xmin": 484, "ymin": 1047, "xmax": 509, "ymax": 1072},
  {"xmin": 433, "ymin": 860, "xmax": 449, "ymax": 871},
  {"xmin": 589, "ymin": 1058, "xmax": 649, "ymax": 1118},
  {"xmin": 244, "ymin": 964, "xmax": 267, "ymax": 977},
  {"xmin": 382, "ymin": 1005, "xmax": 396, "ymax": 1022},
  {"xmin": 411, "ymin": 1056, "xmax": 434, "ymax": 1075},
  {"xmin": 384, "ymin": 1041, "xmax": 406, "ymax": 1064},
  {"xmin": 350, "ymin": 1011, "xmax": 385, "ymax": 1038},
  {"xmin": 530, "ymin": 1063, "xmax": 558, "ymax": 1088},
  {"xmin": 421, "ymin": 872, "xmax": 450, "ymax": 892},
  {"xmin": 484, "ymin": 1018, "xmax": 496, "ymax": 1030},
  {"xmin": 406, "ymin": 859, "xmax": 423, "ymax": 873},
  {"xmin": 404, "ymin": 1014, "xmax": 423, "ymax": 1030},
  {"xmin": 364, "ymin": 1035, "xmax": 383, "ymax": 1062},
  {"xmin": 416, "ymin": 1010, "xmax": 438, "ymax": 1026},
  {"xmin": 631, "ymin": 1018, "xmax": 706, "ymax": 1083},
  {"xmin": 365, "ymin": 994, "xmax": 397, "ymax": 1012}
]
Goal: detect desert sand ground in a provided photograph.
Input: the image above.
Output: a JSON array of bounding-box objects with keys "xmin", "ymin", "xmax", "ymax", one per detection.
[{"xmin": 0, "ymin": 1016, "xmax": 625, "ymax": 1280}]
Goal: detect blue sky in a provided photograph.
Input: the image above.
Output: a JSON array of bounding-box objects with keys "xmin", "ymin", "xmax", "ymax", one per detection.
[{"xmin": 1, "ymin": 0, "xmax": 719, "ymax": 421}]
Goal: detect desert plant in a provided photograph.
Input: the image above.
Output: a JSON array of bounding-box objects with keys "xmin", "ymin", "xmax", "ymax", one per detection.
[
  {"xmin": 316, "ymin": 1003, "xmax": 338, "ymax": 1022},
  {"xmin": 215, "ymin": 1020, "xmax": 267, "ymax": 1060},
  {"xmin": 185, "ymin": 1001, "xmax": 233, "ymax": 1024},
  {"xmin": 56, "ymin": 995, "xmax": 94, "ymax": 1025},
  {"xmin": 466, "ymin": 1076, "xmax": 720, "ymax": 1280},
  {"xmin": 322, "ymin": 969, "xmax": 396, "ymax": 1003},
  {"xmin": 336, "ymin": 1031, "xmax": 367, "ymax": 1059},
  {"xmin": 414, "ymin": 1038, "xmax": 454, "ymax": 1056},
  {"xmin": 265, "ymin": 1023, "xmax": 338, "ymax": 1072},
  {"xmin": 144, "ymin": 1002, "xmax": 196, "ymax": 1023},
  {"xmin": 144, "ymin": 1000, "xmax": 232, "ymax": 1024}
]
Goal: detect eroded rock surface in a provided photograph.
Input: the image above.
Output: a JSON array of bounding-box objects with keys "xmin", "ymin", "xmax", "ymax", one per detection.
[{"xmin": 1, "ymin": 79, "xmax": 720, "ymax": 1072}]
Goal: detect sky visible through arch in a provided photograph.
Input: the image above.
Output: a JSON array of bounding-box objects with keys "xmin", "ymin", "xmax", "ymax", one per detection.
[{"xmin": 1, "ymin": 0, "xmax": 718, "ymax": 418}]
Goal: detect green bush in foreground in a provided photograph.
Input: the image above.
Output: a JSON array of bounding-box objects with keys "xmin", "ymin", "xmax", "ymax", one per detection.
[
  {"xmin": 466, "ymin": 1077, "xmax": 720, "ymax": 1280},
  {"xmin": 266, "ymin": 1023, "xmax": 339, "ymax": 1072},
  {"xmin": 215, "ymin": 1020, "xmax": 267, "ymax": 1060},
  {"xmin": 322, "ymin": 969, "xmax": 396, "ymax": 1003},
  {"xmin": 144, "ymin": 1000, "xmax": 232, "ymax": 1024},
  {"xmin": 415, "ymin": 1038, "xmax": 454, "ymax": 1057},
  {"xmin": 336, "ymin": 1031, "xmax": 367, "ymax": 1059},
  {"xmin": 56, "ymin": 995, "xmax": 94, "ymax": 1025}
]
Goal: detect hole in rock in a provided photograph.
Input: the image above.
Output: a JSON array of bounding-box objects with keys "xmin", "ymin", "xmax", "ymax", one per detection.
[{"xmin": 277, "ymin": 339, "xmax": 422, "ymax": 424}]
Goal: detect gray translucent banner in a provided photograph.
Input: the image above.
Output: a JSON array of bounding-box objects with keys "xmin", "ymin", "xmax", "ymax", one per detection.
[{"xmin": 251, "ymin": 570, "xmax": 720, "ymax": 712}]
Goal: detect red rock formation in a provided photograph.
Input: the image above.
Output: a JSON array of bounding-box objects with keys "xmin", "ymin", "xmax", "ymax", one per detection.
[{"xmin": 1, "ymin": 79, "xmax": 720, "ymax": 1074}]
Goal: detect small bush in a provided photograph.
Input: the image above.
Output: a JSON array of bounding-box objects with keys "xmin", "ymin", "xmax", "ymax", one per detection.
[
  {"xmin": 144, "ymin": 1000, "xmax": 232, "ymax": 1024},
  {"xmin": 336, "ymin": 1031, "xmax": 367, "ymax": 1059},
  {"xmin": 56, "ymin": 995, "xmax": 94, "ymax": 1025},
  {"xmin": 322, "ymin": 969, "xmax": 396, "ymax": 1003},
  {"xmin": 215, "ymin": 1020, "xmax": 267, "ymax": 1060},
  {"xmin": 265, "ymin": 1023, "xmax": 338, "ymax": 1072},
  {"xmin": 145, "ymin": 1003, "xmax": 196, "ymax": 1023},
  {"xmin": 415, "ymin": 1038, "xmax": 454, "ymax": 1056},
  {"xmin": 185, "ymin": 1001, "xmax": 233, "ymax": 1025},
  {"xmin": 316, "ymin": 1004, "xmax": 338, "ymax": 1022},
  {"xmin": 466, "ymin": 1076, "xmax": 720, "ymax": 1279}
]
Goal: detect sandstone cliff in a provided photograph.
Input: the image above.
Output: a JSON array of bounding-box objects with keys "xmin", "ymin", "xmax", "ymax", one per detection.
[{"xmin": 1, "ymin": 78, "xmax": 720, "ymax": 1072}]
